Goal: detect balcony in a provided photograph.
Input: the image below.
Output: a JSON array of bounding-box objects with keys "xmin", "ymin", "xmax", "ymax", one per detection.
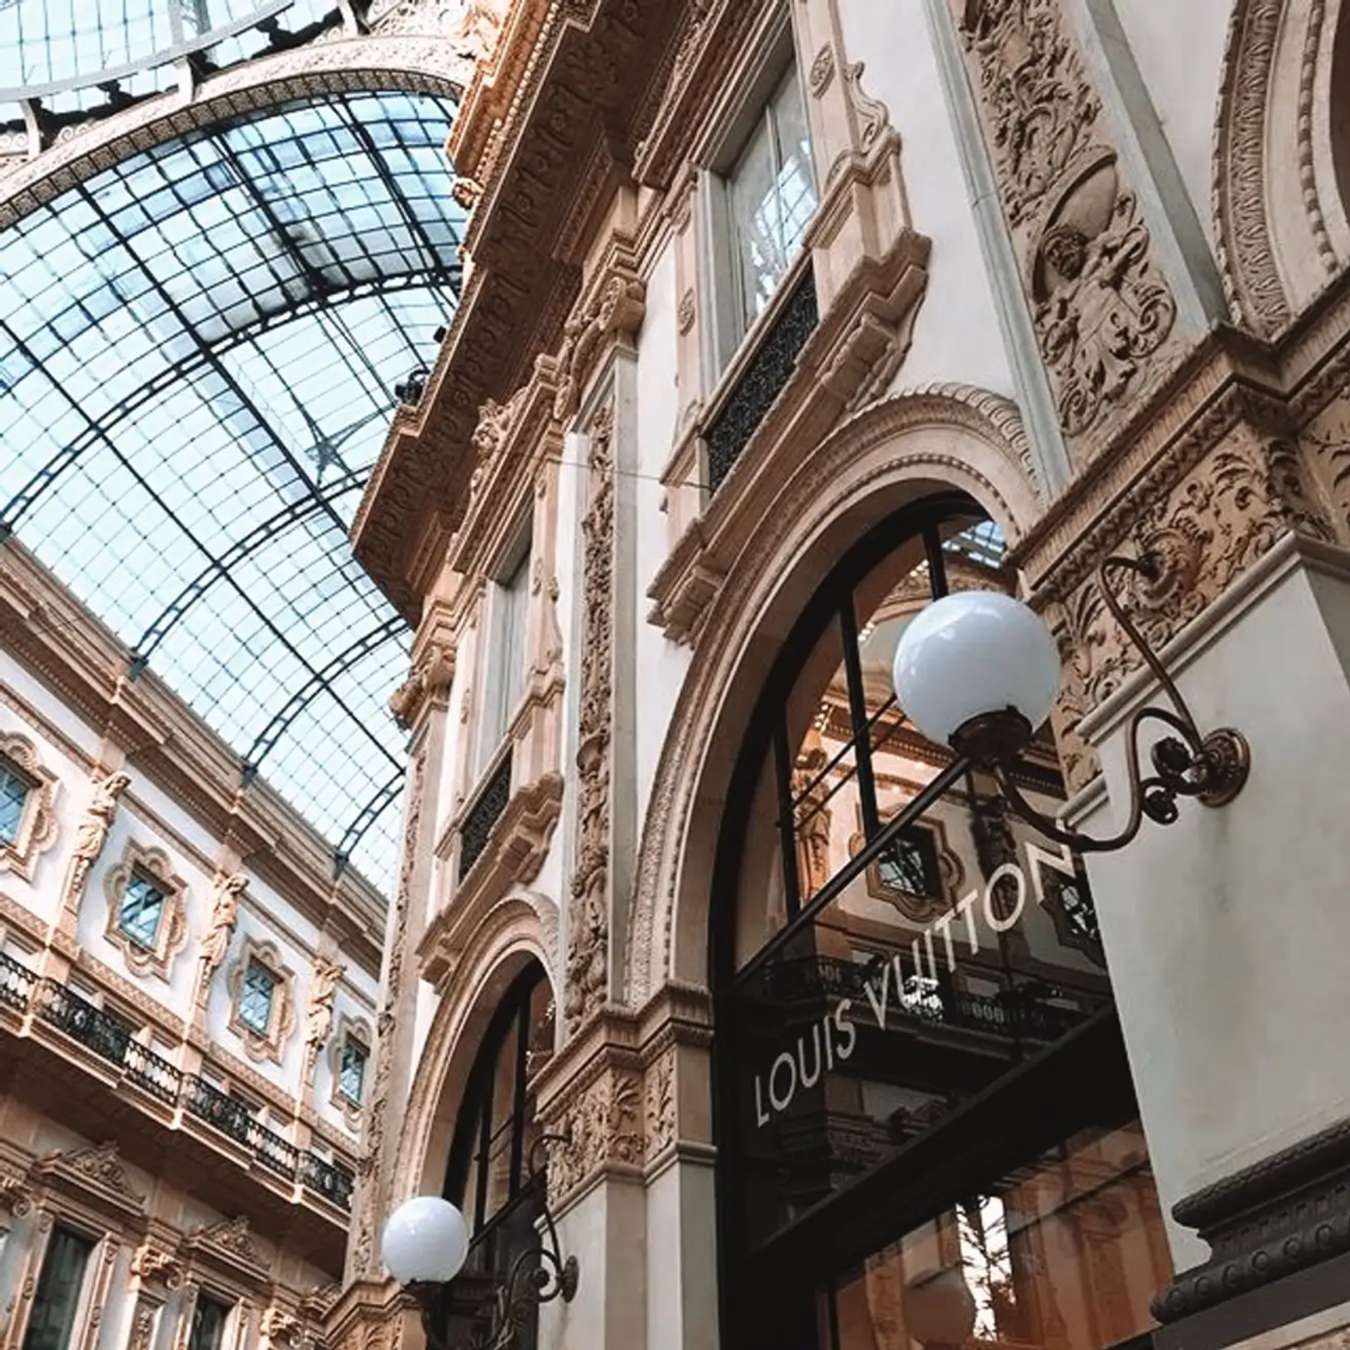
[{"xmin": 0, "ymin": 953, "xmax": 356, "ymax": 1214}]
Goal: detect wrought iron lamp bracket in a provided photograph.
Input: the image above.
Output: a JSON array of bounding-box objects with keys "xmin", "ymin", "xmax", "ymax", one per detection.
[
  {"xmin": 410, "ymin": 1133, "xmax": 578, "ymax": 1350},
  {"xmin": 955, "ymin": 553, "xmax": 1249, "ymax": 855}
]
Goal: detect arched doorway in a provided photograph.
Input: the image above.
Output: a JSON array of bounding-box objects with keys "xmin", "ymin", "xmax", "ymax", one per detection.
[
  {"xmin": 434, "ymin": 959, "xmax": 554, "ymax": 1349},
  {"xmin": 709, "ymin": 493, "xmax": 1171, "ymax": 1349}
]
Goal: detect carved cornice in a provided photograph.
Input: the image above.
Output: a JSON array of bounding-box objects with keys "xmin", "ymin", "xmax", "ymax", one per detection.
[
  {"xmin": 1155, "ymin": 1113, "xmax": 1350, "ymax": 1322},
  {"xmin": 351, "ymin": 0, "xmax": 685, "ymax": 616}
]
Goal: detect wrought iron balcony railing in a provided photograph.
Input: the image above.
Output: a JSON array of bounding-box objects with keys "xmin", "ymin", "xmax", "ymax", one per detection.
[
  {"xmin": 0, "ymin": 960, "xmax": 356, "ymax": 1210},
  {"xmin": 460, "ymin": 747, "xmax": 513, "ymax": 882},
  {"xmin": 706, "ymin": 268, "xmax": 820, "ymax": 494}
]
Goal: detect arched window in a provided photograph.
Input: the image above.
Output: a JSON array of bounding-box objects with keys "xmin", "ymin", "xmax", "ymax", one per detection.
[
  {"xmin": 710, "ymin": 494, "xmax": 1170, "ymax": 1350},
  {"xmin": 438, "ymin": 962, "xmax": 554, "ymax": 1346}
]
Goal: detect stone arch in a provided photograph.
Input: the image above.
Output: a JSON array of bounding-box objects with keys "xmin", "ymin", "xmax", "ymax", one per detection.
[
  {"xmin": 624, "ymin": 385, "xmax": 1041, "ymax": 1007},
  {"xmin": 1213, "ymin": 0, "xmax": 1350, "ymax": 336},
  {"xmin": 391, "ymin": 892, "xmax": 557, "ymax": 1203},
  {"xmin": 0, "ymin": 32, "xmax": 471, "ymax": 226}
]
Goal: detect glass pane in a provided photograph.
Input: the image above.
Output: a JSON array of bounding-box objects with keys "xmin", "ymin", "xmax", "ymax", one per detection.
[
  {"xmin": 239, "ymin": 960, "xmax": 275, "ymax": 1034},
  {"xmin": 770, "ymin": 66, "xmax": 817, "ymax": 260},
  {"xmin": 830, "ymin": 1123, "xmax": 1168, "ymax": 1350},
  {"xmin": 339, "ymin": 1039, "xmax": 367, "ymax": 1102},
  {"xmin": 0, "ymin": 763, "xmax": 28, "ymax": 846},
  {"xmin": 725, "ymin": 514, "xmax": 1108, "ymax": 1256},
  {"xmin": 483, "ymin": 1019, "xmax": 521, "ymax": 1223},
  {"xmin": 117, "ymin": 874, "xmax": 166, "ymax": 948},
  {"xmin": 729, "ymin": 109, "xmax": 783, "ymax": 330},
  {"xmin": 188, "ymin": 1295, "xmax": 231, "ymax": 1350},
  {"xmin": 22, "ymin": 1226, "xmax": 93, "ymax": 1350},
  {"xmin": 502, "ymin": 546, "xmax": 531, "ymax": 738}
]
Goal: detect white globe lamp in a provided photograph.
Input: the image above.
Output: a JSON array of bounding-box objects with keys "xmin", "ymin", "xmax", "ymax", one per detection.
[
  {"xmin": 893, "ymin": 590, "xmax": 1060, "ymax": 763},
  {"xmin": 382, "ymin": 1195, "xmax": 470, "ymax": 1286}
]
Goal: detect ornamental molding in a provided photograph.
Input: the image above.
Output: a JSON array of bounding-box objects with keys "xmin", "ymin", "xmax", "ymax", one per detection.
[
  {"xmin": 35, "ymin": 1141, "xmax": 147, "ymax": 1218},
  {"xmin": 1213, "ymin": 0, "xmax": 1349, "ymax": 338},
  {"xmin": 420, "ymin": 778, "xmax": 564, "ymax": 989},
  {"xmin": 180, "ymin": 1215, "xmax": 270, "ymax": 1287},
  {"xmin": 0, "ymin": 730, "xmax": 59, "ymax": 882},
  {"xmin": 955, "ymin": 0, "xmax": 1181, "ymax": 460},
  {"xmin": 534, "ymin": 986, "xmax": 712, "ymax": 1211},
  {"xmin": 102, "ymin": 838, "xmax": 189, "ymax": 983},
  {"xmin": 130, "ymin": 1242, "xmax": 185, "ymax": 1291},
  {"xmin": 628, "ymin": 385, "xmax": 1044, "ymax": 1005},
  {"xmin": 327, "ymin": 1011, "xmax": 373, "ymax": 1132},
  {"xmin": 226, "ymin": 936, "xmax": 298, "ymax": 1067},
  {"xmin": 0, "ymin": 1161, "xmax": 34, "ymax": 1217},
  {"xmin": 388, "ymin": 643, "xmax": 456, "ymax": 731},
  {"xmin": 565, "ymin": 402, "xmax": 618, "ymax": 1036},
  {"xmin": 1155, "ymin": 1110, "xmax": 1350, "ymax": 1322},
  {"xmin": 352, "ymin": 0, "xmax": 685, "ymax": 618}
]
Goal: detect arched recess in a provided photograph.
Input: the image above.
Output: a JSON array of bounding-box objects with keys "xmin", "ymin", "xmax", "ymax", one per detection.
[
  {"xmin": 624, "ymin": 385, "xmax": 1041, "ymax": 1008},
  {"xmin": 1214, "ymin": 0, "xmax": 1350, "ymax": 335},
  {"xmin": 392, "ymin": 893, "xmax": 559, "ymax": 1206}
]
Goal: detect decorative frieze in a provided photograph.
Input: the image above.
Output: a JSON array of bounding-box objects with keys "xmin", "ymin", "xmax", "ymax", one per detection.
[
  {"xmin": 956, "ymin": 0, "xmax": 1180, "ymax": 459},
  {"xmin": 566, "ymin": 403, "xmax": 618, "ymax": 1036}
]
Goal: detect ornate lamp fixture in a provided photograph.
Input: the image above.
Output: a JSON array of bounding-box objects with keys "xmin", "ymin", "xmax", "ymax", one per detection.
[
  {"xmin": 892, "ymin": 554, "xmax": 1250, "ymax": 852},
  {"xmin": 381, "ymin": 1137, "xmax": 579, "ymax": 1350}
]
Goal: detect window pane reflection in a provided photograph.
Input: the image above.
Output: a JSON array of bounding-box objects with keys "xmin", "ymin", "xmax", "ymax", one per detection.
[{"xmin": 829, "ymin": 1125, "xmax": 1167, "ymax": 1350}]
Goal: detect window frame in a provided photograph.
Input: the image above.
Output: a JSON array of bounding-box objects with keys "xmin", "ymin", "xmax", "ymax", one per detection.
[
  {"xmin": 475, "ymin": 525, "xmax": 534, "ymax": 778},
  {"xmin": 0, "ymin": 733, "xmax": 60, "ymax": 882},
  {"xmin": 21, "ymin": 1221, "xmax": 97, "ymax": 1350},
  {"xmin": 102, "ymin": 840, "xmax": 189, "ymax": 981},
  {"xmin": 697, "ymin": 13, "xmax": 818, "ymax": 379},
  {"xmin": 225, "ymin": 935, "xmax": 296, "ymax": 1066},
  {"xmin": 337, "ymin": 1032, "xmax": 368, "ymax": 1105}
]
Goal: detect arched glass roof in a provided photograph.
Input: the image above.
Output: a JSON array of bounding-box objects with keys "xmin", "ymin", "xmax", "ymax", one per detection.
[{"xmin": 0, "ymin": 87, "xmax": 464, "ymax": 888}]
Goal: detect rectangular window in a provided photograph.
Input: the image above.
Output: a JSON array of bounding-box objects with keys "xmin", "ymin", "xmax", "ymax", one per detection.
[
  {"xmin": 338, "ymin": 1036, "xmax": 368, "ymax": 1104},
  {"xmin": 479, "ymin": 542, "xmax": 531, "ymax": 769},
  {"xmin": 877, "ymin": 824, "xmax": 941, "ymax": 898},
  {"xmin": 725, "ymin": 61, "xmax": 817, "ymax": 341},
  {"xmin": 187, "ymin": 1295, "xmax": 232, "ymax": 1350},
  {"xmin": 0, "ymin": 758, "xmax": 30, "ymax": 847},
  {"xmin": 117, "ymin": 873, "xmax": 166, "ymax": 949},
  {"xmin": 22, "ymin": 1225, "xmax": 94, "ymax": 1350},
  {"xmin": 238, "ymin": 959, "xmax": 276, "ymax": 1035}
]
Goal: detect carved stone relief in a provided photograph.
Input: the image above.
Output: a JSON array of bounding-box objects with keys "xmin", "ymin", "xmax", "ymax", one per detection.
[
  {"xmin": 303, "ymin": 956, "xmax": 345, "ymax": 1084},
  {"xmin": 61, "ymin": 769, "xmax": 130, "ymax": 914},
  {"xmin": 195, "ymin": 871, "xmax": 246, "ymax": 1005},
  {"xmin": 958, "ymin": 0, "xmax": 1179, "ymax": 453},
  {"xmin": 565, "ymin": 403, "xmax": 617, "ymax": 1036}
]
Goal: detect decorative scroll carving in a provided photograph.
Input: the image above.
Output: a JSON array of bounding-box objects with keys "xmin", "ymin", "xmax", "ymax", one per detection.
[
  {"xmin": 130, "ymin": 1243, "xmax": 184, "ymax": 1289},
  {"xmin": 565, "ymin": 405, "xmax": 617, "ymax": 1035},
  {"xmin": 0, "ymin": 731, "xmax": 59, "ymax": 881},
  {"xmin": 554, "ymin": 274, "xmax": 646, "ymax": 421},
  {"xmin": 809, "ymin": 45, "xmax": 835, "ymax": 98},
  {"xmin": 548, "ymin": 1066, "xmax": 644, "ymax": 1202},
  {"xmin": 62, "ymin": 770, "xmax": 130, "ymax": 911},
  {"xmin": 196, "ymin": 872, "xmax": 246, "ymax": 999},
  {"xmin": 389, "ymin": 642, "xmax": 456, "ymax": 730},
  {"xmin": 958, "ymin": 0, "xmax": 1178, "ymax": 447},
  {"xmin": 0, "ymin": 1161, "xmax": 33, "ymax": 1216},
  {"xmin": 261, "ymin": 1306, "xmax": 304, "ymax": 1345},
  {"xmin": 304, "ymin": 956, "xmax": 344, "ymax": 1083},
  {"xmin": 677, "ymin": 288, "xmax": 696, "ymax": 335},
  {"xmin": 842, "ymin": 62, "xmax": 887, "ymax": 151}
]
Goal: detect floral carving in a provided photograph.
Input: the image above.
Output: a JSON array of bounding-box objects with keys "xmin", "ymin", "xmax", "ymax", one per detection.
[
  {"xmin": 1033, "ymin": 188, "xmax": 1177, "ymax": 434},
  {"xmin": 645, "ymin": 1050, "xmax": 676, "ymax": 1157},
  {"xmin": 677, "ymin": 288, "xmax": 696, "ymax": 336},
  {"xmin": 809, "ymin": 45, "xmax": 835, "ymax": 98},
  {"xmin": 549, "ymin": 1068, "xmax": 644, "ymax": 1202},
  {"xmin": 961, "ymin": 0, "xmax": 1100, "ymax": 226},
  {"xmin": 565, "ymin": 406, "xmax": 617, "ymax": 1035}
]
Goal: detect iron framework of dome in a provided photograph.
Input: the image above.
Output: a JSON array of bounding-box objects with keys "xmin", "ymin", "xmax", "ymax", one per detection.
[{"xmin": 0, "ymin": 84, "xmax": 466, "ymax": 887}]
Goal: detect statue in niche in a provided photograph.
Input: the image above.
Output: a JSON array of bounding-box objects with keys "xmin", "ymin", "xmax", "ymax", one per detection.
[
  {"xmin": 198, "ymin": 872, "xmax": 247, "ymax": 995},
  {"xmin": 64, "ymin": 770, "xmax": 131, "ymax": 907},
  {"xmin": 304, "ymin": 956, "xmax": 344, "ymax": 1080}
]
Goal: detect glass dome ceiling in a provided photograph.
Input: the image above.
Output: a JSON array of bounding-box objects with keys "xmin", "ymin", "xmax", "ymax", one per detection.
[{"xmin": 0, "ymin": 88, "xmax": 465, "ymax": 888}]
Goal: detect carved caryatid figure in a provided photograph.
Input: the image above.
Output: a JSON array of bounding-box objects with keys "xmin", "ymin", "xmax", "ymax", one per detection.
[
  {"xmin": 63, "ymin": 770, "xmax": 131, "ymax": 907},
  {"xmin": 197, "ymin": 872, "xmax": 246, "ymax": 995},
  {"xmin": 304, "ymin": 956, "xmax": 344, "ymax": 1080}
]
